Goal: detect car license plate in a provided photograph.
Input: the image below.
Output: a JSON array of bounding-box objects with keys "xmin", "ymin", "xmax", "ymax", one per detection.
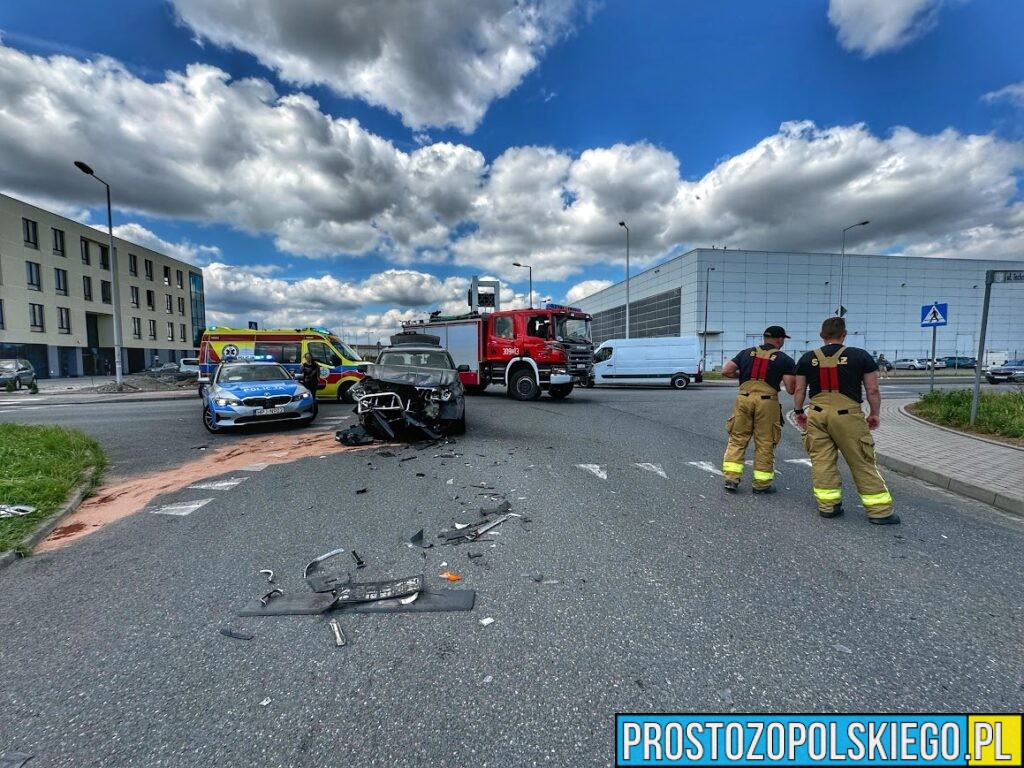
[{"xmin": 254, "ymin": 406, "xmax": 285, "ymax": 416}]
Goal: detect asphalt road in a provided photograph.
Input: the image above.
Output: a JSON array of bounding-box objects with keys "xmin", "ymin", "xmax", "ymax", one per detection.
[{"xmin": 1, "ymin": 383, "xmax": 1022, "ymax": 767}]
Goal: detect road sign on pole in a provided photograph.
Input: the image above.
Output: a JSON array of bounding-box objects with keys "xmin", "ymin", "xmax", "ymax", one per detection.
[{"xmin": 920, "ymin": 302, "xmax": 948, "ymax": 327}]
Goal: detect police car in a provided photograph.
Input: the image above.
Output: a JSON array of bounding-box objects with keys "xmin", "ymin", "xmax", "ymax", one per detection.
[{"xmin": 201, "ymin": 356, "xmax": 317, "ymax": 433}]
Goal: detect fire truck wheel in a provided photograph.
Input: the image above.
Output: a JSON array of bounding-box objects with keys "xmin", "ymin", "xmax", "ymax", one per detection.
[
  {"xmin": 509, "ymin": 369, "xmax": 541, "ymax": 401},
  {"xmin": 549, "ymin": 383, "xmax": 574, "ymax": 399},
  {"xmin": 670, "ymin": 374, "xmax": 690, "ymax": 390}
]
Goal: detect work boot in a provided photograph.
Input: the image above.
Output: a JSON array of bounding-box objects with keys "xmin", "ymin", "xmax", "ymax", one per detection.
[
  {"xmin": 752, "ymin": 485, "xmax": 777, "ymax": 495},
  {"xmin": 869, "ymin": 513, "xmax": 901, "ymax": 525},
  {"xmin": 819, "ymin": 503, "xmax": 844, "ymax": 519},
  {"xmin": 724, "ymin": 480, "xmax": 739, "ymax": 493}
]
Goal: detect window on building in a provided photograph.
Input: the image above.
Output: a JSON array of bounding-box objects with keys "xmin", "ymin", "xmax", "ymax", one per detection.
[
  {"xmin": 58, "ymin": 306, "xmax": 71, "ymax": 334},
  {"xmin": 163, "ymin": 265, "xmax": 171, "ymax": 285},
  {"xmin": 130, "ymin": 286, "xmax": 140, "ymax": 307},
  {"xmin": 148, "ymin": 319, "xmax": 157, "ymax": 340},
  {"xmin": 81, "ymin": 238, "xmax": 91, "ymax": 265},
  {"xmin": 144, "ymin": 259, "xmax": 153, "ymax": 281},
  {"xmin": 29, "ymin": 303, "xmax": 45, "ymax": 331},
  {"xmin": 129, "ymin": 253, "xmax": 138, "ymax": 276},
  {"xmin": 166, "ymin": 321, "xmax": 175, "ymax": 342},
  {"xmin": 146, "ymin": 290, "xmax": 155, "ymax": 310},
  {"xmin": 23, "ymin": 218, "xmax": 39, "ymax": 248},
  {"xmin": 99, "ymin": 246, "xmax": 110, "ymax": 270},
  {"xmin": 165, "ymin": 294, "xmax": 173, "ymax": 314},
  {"xmin": 52, "ymin": 228, "xmax": 65, "ymax": 256},
  {"xmin": 176, "ymin": 269, "xmax": 184, "ymax": 289},
  {"xmin": 177, "ymin": 296, "xmax": 185, "ymax": 315},
  {"xmin": 0, "ymin": 299, "xmax": 5, "ymax": 329},
  {"xmin": 492, "ymin": 315, "xmax": 514, "ymax": 339},
  {"xmin": 26, "ymin": 261, "xmax": 41, "ymax": 290},
  {"xmin": 179, "ymin": 323, "xmax": 187, "ymax": 343},
  {"xmin": 132, "ymin": 317, "xmax": 142, "ymax": 339},
  {"xmin": 83, "ymin": 275, "xmax": 93, "ymax": 301},
  {"xmin": 55, "ymin": 267, "xmax": 68, "ymax": 296},
  {"xmin": 101, "ymin": 280, "xmax": 112, "ymax": 304}
]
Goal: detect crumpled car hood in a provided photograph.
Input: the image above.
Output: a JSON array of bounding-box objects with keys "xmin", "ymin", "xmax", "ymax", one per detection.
[{"xmin": 364, "ymin": 364, "xmax": 458, "ymax": 388}]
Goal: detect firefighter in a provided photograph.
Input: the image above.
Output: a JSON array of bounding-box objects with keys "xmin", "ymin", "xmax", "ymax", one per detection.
[
  {"xmin": 721, "ymin": 326, "xmax": 797, "ymax": 494},
  {"xmin": 793, "ymin": 317, "xmax": 898, "ymax": 524}
]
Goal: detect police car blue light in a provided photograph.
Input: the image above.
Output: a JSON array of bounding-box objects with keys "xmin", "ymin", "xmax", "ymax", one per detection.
[{"xmin": 201, "ymin": 360, "xmax": 317, "ymax": 433}]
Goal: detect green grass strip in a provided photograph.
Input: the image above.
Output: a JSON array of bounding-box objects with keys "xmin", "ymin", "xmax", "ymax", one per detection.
[
  {"xmin": 915, "ymin": 388, "xmax": 1024, "ymax": 440},
  {"xmin": 0, "ymin": 424, "xmax": 106, "ymax": 553}
]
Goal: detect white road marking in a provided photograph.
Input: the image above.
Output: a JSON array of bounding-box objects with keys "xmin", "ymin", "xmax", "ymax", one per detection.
[
  {"xmin": 150, "ymin": 498, "xmax": 213, "ymax": 516},
  {"xmin": 785, "ymin": 458, "xmax": 813, "ymax": 467},
  {"xmin": 635, "ymin": 462, "xmax": 668, "ymax": 479},
  {"xmin": 188, "ymin": 477, "xmax": 248, "ymax": 490},
  {"xmin": 687, "ymin": 461, "xmax": 723, "ymax": 477},
  {"xmin": 240, "ymin": 463, "xmax": 269, "ymax": 472},
  {"xmin": 576, "ymin": 464, "xmax": 607, "ymax": 480}
]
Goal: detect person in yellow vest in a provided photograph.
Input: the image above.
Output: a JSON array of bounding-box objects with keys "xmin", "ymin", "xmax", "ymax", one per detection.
[
  {"xmin": 721, "ymin": 326, "xmax": 797, "ymax": 494},
  {"xmin": 793, "ymin": 317, "xmax": 898, "ymax": 524}
]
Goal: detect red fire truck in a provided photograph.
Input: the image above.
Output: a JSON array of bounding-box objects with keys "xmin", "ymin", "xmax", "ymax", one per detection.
[{"xmin": 403, "ymin": 304, "xmax": 594, "ymax": 400}]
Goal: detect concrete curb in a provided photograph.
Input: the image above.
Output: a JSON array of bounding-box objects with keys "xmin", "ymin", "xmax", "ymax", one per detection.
[
  {"xmin": 897, "ymin": 403, "xmax": 1024, "ymax": 453},
  {"xmin": 0, "ymin": 468, "xmax": 98, "ymax": 572},
  {"xmin": 21, "ymin": 392, "xmax": 196, "ymax": 405}
]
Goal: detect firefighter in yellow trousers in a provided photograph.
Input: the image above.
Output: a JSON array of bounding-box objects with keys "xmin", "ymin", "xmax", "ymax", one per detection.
[
  {"xmin": 721, "ymin": 326, "xmax": 797, "ymax": 494},
  {"xmin": 794, "ymin": 317, "xmax": 898, "ymax": 524}
]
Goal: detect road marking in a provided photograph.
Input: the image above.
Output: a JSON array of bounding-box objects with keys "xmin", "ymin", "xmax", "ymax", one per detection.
[
  {"xmin": 188, "ymin": 477, "xmax": 248, "ymax": 490},
  {"xmin": 635, "ymin": 462, "xmax": 668, "ymax": 479},
  {"xmin": 240, "ymin": 463, "xmax": 269, "ymax": 472},
  {"xmin": 785, "ymin": 458, "xmax": 813, "ymax": 467},
  {"xmin": 687, "ymin": 461, "xmax": 723, "ymax": 476},
  {"xmin": 576, "ymin": 464, "xmax": 607, "ymax": 480},
  {"xmin": 150, "ymin": 499, "xmax": 213, "ymax": 516}
]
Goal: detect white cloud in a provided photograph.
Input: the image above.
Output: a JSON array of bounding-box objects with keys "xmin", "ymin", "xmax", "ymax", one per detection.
[
  {"xmin": 566, "ymin": 279, "xmax": 612, "ymax": 303},
  {"xmin": 109, "ymin": 222, "xmax": 221, "ymax": 266},
  {"xmin": 827, "ymin": 0, "xmax": 953, "ymax": 57},
  {"xmin": 982, "ymin": 82, "xmax": 1024, "ymax": 107},
  {"xmin": 170, "ymin": 0, "xmax": 580, "ymax": 132}
]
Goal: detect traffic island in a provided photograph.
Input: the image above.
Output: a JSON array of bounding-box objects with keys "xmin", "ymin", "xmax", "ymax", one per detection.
[{"xmin": 0, "ymin": 424, "xmax": 106, "ymax": 566}]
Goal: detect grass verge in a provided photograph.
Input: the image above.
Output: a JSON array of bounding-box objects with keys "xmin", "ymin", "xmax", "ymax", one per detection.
[
  {"xmin": 0, "ymin": 424, "xmax": 106, "ymax": 553},
  {"xmin": 911, "ymin": 388, "xmax": 1024, "ymax": 445}
]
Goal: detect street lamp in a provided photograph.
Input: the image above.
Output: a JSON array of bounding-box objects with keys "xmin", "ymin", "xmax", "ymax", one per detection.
[
  {"xmin": 837, "ymin": 220, "xmax": 869, "ymax": 315},
  {"xmin": 703, "ymin": 267, "xmax": 716, "ymax": 368},
  {"xmin": 74, "ymin": 160, "xmax": 124, "ymax": 391},
  {"xmin": 618, "ymin": 221, "xmax": 630, "ymax": 338},
  {"xmin": 512, "ymin": 262, "xmax": 533, "ymax": 309}
]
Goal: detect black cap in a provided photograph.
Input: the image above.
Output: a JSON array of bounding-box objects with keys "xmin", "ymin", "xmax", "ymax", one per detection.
[{"xmin": 763, "ymin": 325, "xmax": 790, "ymax": 339}]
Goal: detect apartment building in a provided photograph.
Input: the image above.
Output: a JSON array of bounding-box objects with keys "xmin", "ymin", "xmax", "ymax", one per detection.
[{"xmin": 0, "ymin": 193, "xmax": 206, "ymax": 378}]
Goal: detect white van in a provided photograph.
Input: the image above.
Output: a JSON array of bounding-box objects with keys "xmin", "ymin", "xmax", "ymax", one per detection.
[
  {"xmin": 591, "ymin": 336, "xmax": 703, "ymax": 389},
  {"xmin": 178, "ymin": 357, "xmax": 200, "ymax": 374}
]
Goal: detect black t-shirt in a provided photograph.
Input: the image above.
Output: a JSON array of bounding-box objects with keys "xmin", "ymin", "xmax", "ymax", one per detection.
[
  {"xmin": 796, "ymin": 344, "xmax": 878, "ymax": 403},
  {"xmin": 731, "ymin": 344, "xmax": 797, "ymax": 391}
]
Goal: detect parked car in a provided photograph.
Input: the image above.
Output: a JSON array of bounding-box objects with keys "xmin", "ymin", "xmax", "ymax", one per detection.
[
  {"xmin": 892, "ymin": 358, "xmax": 928, "ymax": 370},
  {"xmin": 201, "ymin": 359, "xmax": 317, "ymax": 433},
  {"xmin": 178, "ymin": 357, "xmax": 200, "ymax": 374},
  {"xmin": 928, "ymin": 358, "xmax": 946, "ymax": 369},
  {"xmin": 353, "ymin": 332, "xmax": 467, "ymax": 439},
  {"xmin": 985, "ymin": 359, "xmax": 1024, "ymax": 385},
  {"xmin": 943, "ymin": 356, "xmax": 976, "ymax": 369},
  {"xmin": 0, "ymin": 359, "xmax": 36, "ymax": 389}
]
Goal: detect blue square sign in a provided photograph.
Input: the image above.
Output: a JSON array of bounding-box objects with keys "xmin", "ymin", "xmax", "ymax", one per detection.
[{"xmin": 921, "ymin": 302, "xmax": 948, "ymax": 327}]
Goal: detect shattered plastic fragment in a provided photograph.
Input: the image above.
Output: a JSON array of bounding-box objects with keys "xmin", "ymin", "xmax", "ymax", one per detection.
[
  {"xmin": 399, "ymin": 592, "xmax": 420, "ymax": 605},
  {"xmin": 220, "ymin": 627, "xmax": 255, "ymax": 641},
  {"xmin": 717, "ymin": 688, "xmax": 734, "ymax": 705},
  {"xmin": 833, "ymin": 643, "xmax": 853, "ymax": 654},
  {"xmin": 483, "ymin": 675, "xmax": 493, "ymax": 684},
  {"xmin": 410, "ymin": 529, "xmax": 432, "ymax": 548},
  {"xmin": 259, "ymin": 697, "xmax": 271, "ymax": 707},
  {"xmin": 439, "ymin": 570, "xmax": 462, "ymax": 582},
  {"xmin": 355, "ymin": 488, "xmax": 368, "ymax": 495},
  {"xmin": 0, "ymin": 504, "xmax": 36, "ymax": 519},
  {"xmin": 479, "ymin": 617, "xmax": 494, "ymax": 627}
]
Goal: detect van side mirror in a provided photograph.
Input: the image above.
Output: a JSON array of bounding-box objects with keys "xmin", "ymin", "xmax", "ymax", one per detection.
[
  {"xmin": 457, "ymin": 364, "xmax": 470, "ymax": 373},
  {"xmin": 357, "ymin": 364, "xmax": 368, "ymax": 373}
]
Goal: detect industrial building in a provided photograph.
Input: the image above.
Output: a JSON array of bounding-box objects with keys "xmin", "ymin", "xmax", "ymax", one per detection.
[
  {"xmin": 0, "ymin": 192, "xmax": 206, "ymax": 378},
  {"xmin": 574, "ymin": 248, "xmax": 1024, "ymax": 369}
]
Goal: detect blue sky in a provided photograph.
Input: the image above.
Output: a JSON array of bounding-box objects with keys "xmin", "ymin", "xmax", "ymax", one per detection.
[{"xmin": 0, "ymin": 0, "xmax": 1022, "ymax": 339}]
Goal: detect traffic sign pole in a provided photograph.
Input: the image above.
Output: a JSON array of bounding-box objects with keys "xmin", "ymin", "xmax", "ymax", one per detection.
[
  {"xmin": 930, "ymin": 325, "xmax": 937, "ymax": 393},
  {"xmin": 971, "ymin": 275, "xmax": 994, "ymax": 425}
]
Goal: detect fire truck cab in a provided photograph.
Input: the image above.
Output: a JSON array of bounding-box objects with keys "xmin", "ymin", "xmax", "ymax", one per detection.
[{"xmin": 404, "ymin": 304, "xmax": 594, "ymax": 401}]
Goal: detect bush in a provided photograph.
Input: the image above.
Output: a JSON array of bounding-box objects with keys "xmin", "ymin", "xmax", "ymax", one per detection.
[{"xmin": 915, "ymin": 388, "xmax": 1024, "ymax": 440}]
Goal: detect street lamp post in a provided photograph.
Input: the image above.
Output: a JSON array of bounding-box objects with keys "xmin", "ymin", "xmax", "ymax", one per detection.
[
  {"xmin": 703, "ymin": 266, "xmax": 716, "ymax": 368},
  {"xmin": 618, "ymin": 221, "xmax": 630, "ymax": 338},
  {"xmin": 838, "ymin": 220, "xmax": 869, "ymax": 315},
  {"xmin": 512, "ymin": 262, "xmax": 533, "ymax": 309},
  {"xmin": 74, "ymin": 160, "xmax": 124, "ymax": 391}
]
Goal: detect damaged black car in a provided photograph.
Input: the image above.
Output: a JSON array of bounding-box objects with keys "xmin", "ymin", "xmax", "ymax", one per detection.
[{"xmin": 353, "ymin": 333, "xmax": 467, "ymax": 440}]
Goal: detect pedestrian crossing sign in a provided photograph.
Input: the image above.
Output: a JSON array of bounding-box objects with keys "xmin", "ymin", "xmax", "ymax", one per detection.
[{"xmin": 921, "ymin": 302, "xmax": 948, "ymax": 327}]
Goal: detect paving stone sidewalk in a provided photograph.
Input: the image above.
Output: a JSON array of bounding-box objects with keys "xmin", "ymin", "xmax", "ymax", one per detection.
[{"xmin": 873, "ymin": 399, "xmax": 1024, "ymax": 516}]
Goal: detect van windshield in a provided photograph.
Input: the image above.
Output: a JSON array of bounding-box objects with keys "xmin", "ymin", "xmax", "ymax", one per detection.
[{"xmin": 555, "ymin": 316, "xmax": 592, "ymax": 343}]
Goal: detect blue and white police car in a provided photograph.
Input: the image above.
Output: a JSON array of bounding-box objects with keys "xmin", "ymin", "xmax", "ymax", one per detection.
[{"xmin": 201, "ymin": 356, "xmax": 317, "ymax": 433}]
